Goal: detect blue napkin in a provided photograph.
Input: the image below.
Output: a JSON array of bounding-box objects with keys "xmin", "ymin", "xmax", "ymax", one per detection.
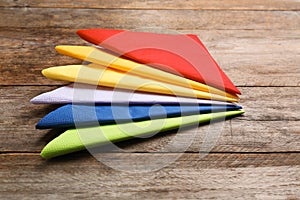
[{"xmin": 36, "ymin": 104, "xmax": 242, "ymax": 129}]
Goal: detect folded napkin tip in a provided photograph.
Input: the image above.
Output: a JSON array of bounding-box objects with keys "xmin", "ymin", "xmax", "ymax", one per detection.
[
  {"xmin": 239, "ymin": 109, "xmax": 245, "ymax": 115},
  {"xmin": 41, "ymin": 67, "xmax": 65, "ymax": 81},
  {"xmin": 76, "ymin": 29, "xmax": 86, "ymax": 38},
  {"xmin": 40, "ymin": 148, "xmax": 56, "ymax": 159},
  {"xmin": 76, "ymin": 30, "xmax": 97, "ymax": 46},
  {"xmin": 35, "ymin": 123, "xmax": 43, "ymax": 129},
  {"xmin": 41, "ymin": 68, "xmax": 50, "ymax": 77},
  {"xmin": 55, "ymin": 45, "xmax": 68, "ymax": 55},
  {"xmin": 40, "ymin": 147, "xmax": 50, "ymax": 159},
  {"xmin": 236, "ymin": 105, "xmax": 243, "ymax": 110},
  {"xmin": 29, "ymin": 97, "xmax": 37, "ymax": 104},
  {"xmin": 30, "ymin": 94, "xmax": 46, "ymax": 104}
]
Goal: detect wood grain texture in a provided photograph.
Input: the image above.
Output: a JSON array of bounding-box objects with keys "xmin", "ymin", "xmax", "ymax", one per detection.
[
  {"xmin": 1, "ymin": 0, "xmax": 300, "ymax": 10},
  {"xmin": 1, "ymin": 1, "xmax": 300, "ymax": 198},
  {"xmin": 1, "ymin": 28, "xmax": 299, "ymax": 86},
  {"xmin": 0, "ymin": 8, "xmax": 299, "ymax": 30},
  {"xmin": 2, "ymin": 118, "xmax": 300, "ymax": 153},
  {"xmin": 0, "ymin": 86, "xmax": 299, "ymax": 153},
  {"xmin": 1, "ymin": 154, "xmax": 299, "ymax": 199}
]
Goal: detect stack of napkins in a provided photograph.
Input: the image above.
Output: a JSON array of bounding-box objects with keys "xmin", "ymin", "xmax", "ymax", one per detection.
[{"xmin": 31, "ymin": 29, "xmax": 244, "ymax": 159}]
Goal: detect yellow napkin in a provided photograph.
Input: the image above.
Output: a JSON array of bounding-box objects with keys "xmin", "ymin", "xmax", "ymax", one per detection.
[
  {"xmin": 55, "ymin": 46, "xmax": 239, "ymax": 100},
  {"xmin": 42, "ymin": 64, "xmax": 238, "ymax": 102}
]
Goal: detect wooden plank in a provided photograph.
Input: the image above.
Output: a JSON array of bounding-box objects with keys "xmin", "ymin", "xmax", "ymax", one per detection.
[
  {"xmin": 1, "ymin": 1, "xmax": 298, "ymax": 198},
  {"xmin": 239, "ymin": 87, "xmax": 300, "ymax": 121},
  {"xmin": 3, "ymin": 86, "xmax": 300, "ymax": 122},
  {"xmin": 0, "ymin": 86, "xmax": 299, "ymax": 153},
  {"xmin": 1, "ymin": 0, "xmax": 300, "ymax": 10},
  {"xmin": 1, "ymin": 153, "xmax": 299, "ymax": 199},
  {"xmin": 0, "ymin": 8, "xmax": 299, "ymax": 30},
  {"xmin": 0, "ymin": 28, "xmax": 83, "ymax": 86},
  {"xmin": 1, "ymin": 28, "xmax": 299, "ymax": 86},
  {"xmin": 2, "ymin": 116, "xmax": 300, "ymax": 153}
]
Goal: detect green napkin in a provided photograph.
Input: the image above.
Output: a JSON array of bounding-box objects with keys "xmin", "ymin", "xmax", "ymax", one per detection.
[{"xmin": 41, "ymin": 110, "xmax": 244, "ymax": 159}]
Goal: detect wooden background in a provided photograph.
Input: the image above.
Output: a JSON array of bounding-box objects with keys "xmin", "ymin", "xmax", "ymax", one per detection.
[{"xmin": 1, "ymin": 0, "xmax": 299, "ymax": 199}]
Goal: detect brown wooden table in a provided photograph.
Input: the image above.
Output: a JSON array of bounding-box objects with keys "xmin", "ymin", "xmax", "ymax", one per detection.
[{"xmin": 1, "ymin": 0, "xmax": 299, "ymax": 199}]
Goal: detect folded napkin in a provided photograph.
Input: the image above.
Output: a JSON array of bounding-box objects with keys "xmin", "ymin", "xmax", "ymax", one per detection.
[
  {"xmin": 55, "ymin": 45, "xmax": 239, "ymax": 100},
  {"xmin": 76, "ymin": 29, "xmax": 241, "ymax": 94},
  {"xmin": 41, "ymin": 110, "xmax": 244, "ymax": 159},
  {"xmin": 36, "ymin": 104, "xmax": 242, "ymax": 129},
  {"xmin": 30, "ymin": 83, "xmax": 237, "ymax": 106},
  {"xmin": 42, "ymin": 64, "xmax": 238, "ymax": 102}
]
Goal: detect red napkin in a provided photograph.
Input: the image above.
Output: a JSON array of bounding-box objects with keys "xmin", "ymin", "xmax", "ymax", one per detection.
[{"xmin": 77, "ymin": 29, "xmax": 240, "ymax": 95}]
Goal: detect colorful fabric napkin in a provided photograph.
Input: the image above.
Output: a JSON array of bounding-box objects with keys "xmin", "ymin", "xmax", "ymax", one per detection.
[
  {"xmin": 36, "ymin": 104, "xmax": 242, "ymax": 129},
  {"xmin": 31, "ymin": 29, "xmax": 244, "ymax": 159},
  {"xmin": 30, "ymin": 83, "xmax": 237, "ymax": 105},
  {"xmin": 42, "ymin": 64, "xmax": 237, "ymax": 102},
  {"xmin": 55, "ymin": 45, "xmax": 239, "ymax": 100},
  {"xmin": 76, "ymin": 29, "xmax": 241, "ymax": 94},
  {"xmin": 40, "ymin": 110, "xmax": 244, "ymax": 159}
]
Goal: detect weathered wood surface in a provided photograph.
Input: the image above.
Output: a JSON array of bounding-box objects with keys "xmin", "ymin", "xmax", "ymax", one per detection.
[
  {"xmin": 1, "ymin": 153, "xmax": 300, "ymax": 199},
  {"xmin": 0, "ymin": 86, "xmax": 299, "ymax": 153},
  {"xmin": 1, "ymin": 0, "xmax": 300, "ymax": 10},
  {"xmin": 1, "ymin": 28, "xmax": 299, "ymax": 86},
  {"xmin": 1, "ymin": 8, "xmax": 299, "ymax": 30},
  {"xmin": 1, "ymin": 0, "xmax": 299, "ymax": 199}
]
